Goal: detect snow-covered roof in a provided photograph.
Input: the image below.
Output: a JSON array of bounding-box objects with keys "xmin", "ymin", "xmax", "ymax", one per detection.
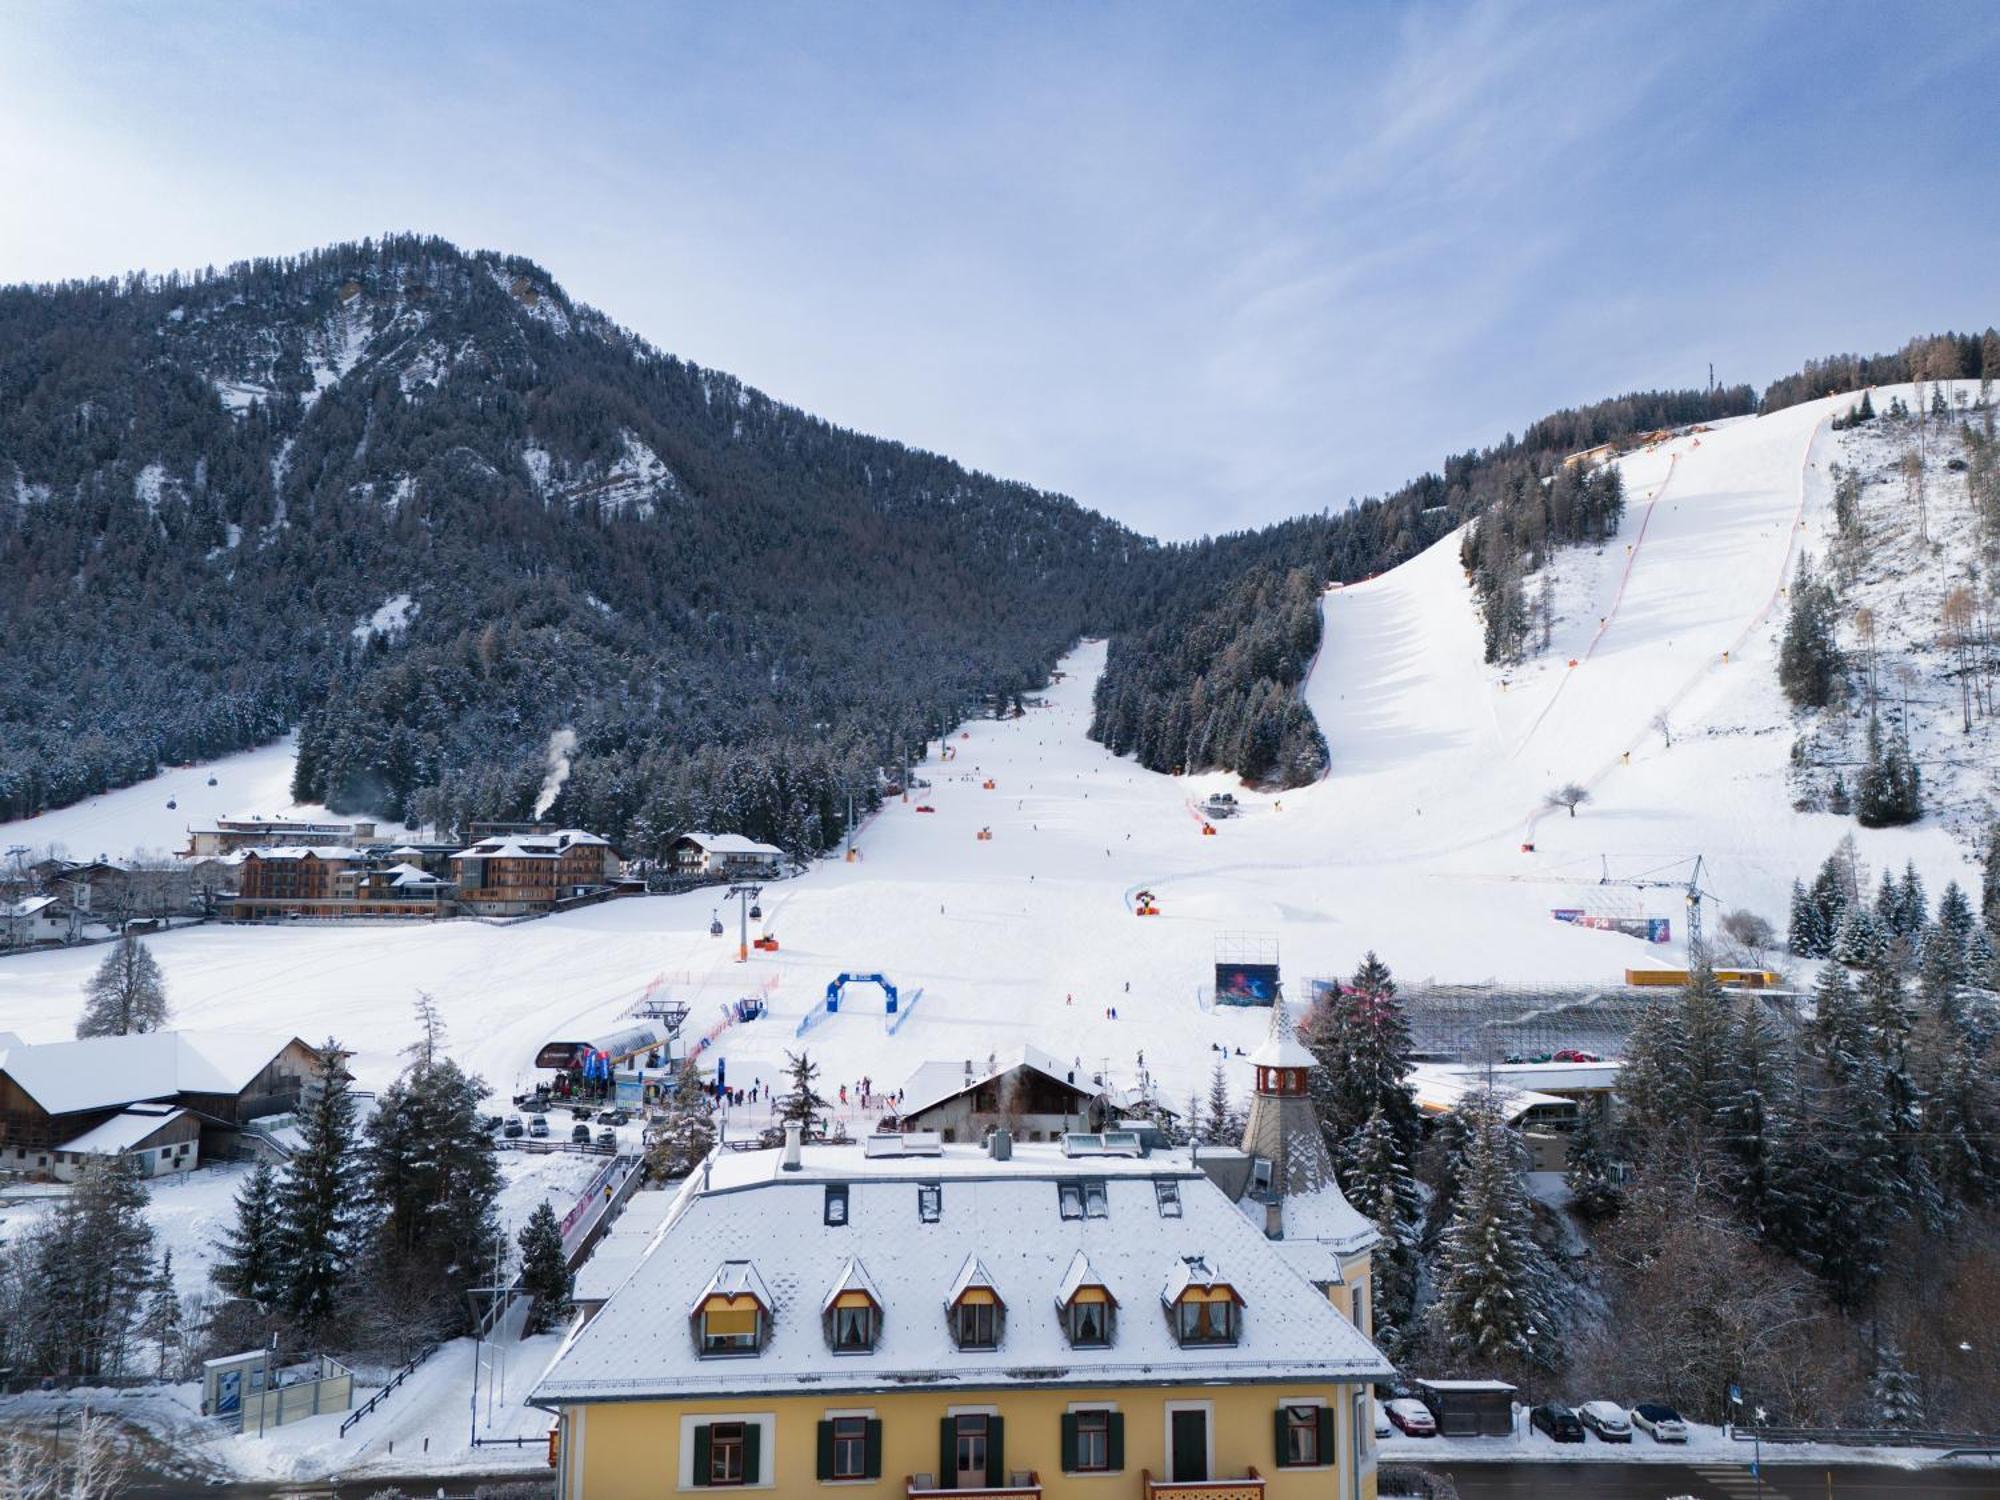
[
  {"xmin": 675, "ymin": 831, "xmax": 785, "ymax": 858},
  {"xmin": 946, "ymin": 1252, "xmax": 998, "ymax": 1308},
  {"xmin": 689, "ymin": 1259, "xmax": 773, "ymax": 1316},
  {"xmin": 1248, "ymin": 999, "xmax": 1316, "ymax": 1070},
  {"xmin": 244, "ymin": 845, "xmax": 365, "ymax": 861},
  {"xmin": 821, "ymin": 1256, "xmax": 882, "ymax": 1314},
  {"xmin": 1159, "ymin": 1254, "xmax": 1232, "ymax": 1307},
  {"xmin": 376, "ymin": 862, "xmax": 448, "ymax": 887},
  {"xmin": 1407, "ymin": 1063, "xmax": 1573, "ymax": 1122},
  {"xmin": 1053, "ymin": 1249, "xmax": 1115, "ymax": 1308},
  {"xmin": 60, "ymin": 1103, "xmax": 190, "ymax": 1155},
  {"xmin": 531, "ymin": 1139, "xmax": 1392, "ymax": 1403},
  {"xmin": 2, "ymin": 896, "xmax": 59, "ymax": 918},
  {"xmin": 897, "ymin": 1044, "xmax": 1101, "ymax": 1120},
  {"xmin": 0, "ymin": 1031, "xmax": 309, "ymax": 1116},
  {"xmin": 451, "ymin": 829, "xmax": 610, "ymax": 861}
]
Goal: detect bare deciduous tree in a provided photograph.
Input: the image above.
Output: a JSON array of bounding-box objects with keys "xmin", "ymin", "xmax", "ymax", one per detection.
[{"xmin": 1545, "ymin": 783, "xmax": 1591, "ymax": 818}]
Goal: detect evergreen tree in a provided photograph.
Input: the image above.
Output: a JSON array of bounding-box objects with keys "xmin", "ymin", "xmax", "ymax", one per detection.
[
  {"xmin": 141, "ymin": 1250, "xmax": 183, "ymax": 1381},
  {"xmin": 213, "ymin": 1159, "xmax": 283, "ymax": 1304},
  {"xmin": 1301, "ymin": 953, "xmax": 1420, "ymax": 1164},
  {"xmin": 16, "ymin": 1157, "xmax": 156, "ymax": 1383},
  {"xmin": 1812, "ymin": 963, "xmax": 1869, "ymax": 1076},
  {"xmin": 1856, "ymin": 717, "xmax": 1922, "ymax": 827},
  {"xmin": 1920, "ymin": 1025, "xmax": 1992, "ymax": 1204},
  {"xmin": 1721, "ymin": 999, "xmax": 1792, "ymax": 1234},
  {"xmin": 1895, "ymin": 861, "xmax": 1929, "ymax": 939},
  {"xmin": 1831, "ymin": 906, "xmax": 1888, "ymax": 970},
  {"xmin": 644, "ymin": 1057, "xmax": 717, "ymax": 1179},
  {"xmin": 1982, "ymin": 822, "xmax": 2000, "ymax": 932},
  {"xmin": 1563, "ymin": 1107, "xmax": 1623, "ymax": 1221},
  {"xmin": 518, "ymin": 1201, "xmax": 573, "ymax": 1336},
  {"xmin": 1778, "ymin": 554, "xmax": 1844, "ymax": 708},
  {"xmin": 1200, "ymin": 1056, "xmax": 1237, "ymax": 1146},
  {"xmin": 1429, "ymin": 1093, "xmax": 1563, "ymax": 1367},
  {"xmin": 366, "ymin": 1038, "xmax": 502, "ymax": 1337},
  {"xmin": 275, "ymin": 1039, "xmax": 369, "ymax": 1341},
  {"xmin": 776, "ymin": 1049, "xmax": 829, "ymax": 1130},
  {"xmin": 1338, "ymin": 1103, "xmax": 1419, "ymax": 1345},
  {"xmin": 77, "ymin": 933, "xmax": 169, "ymax": 1037},
  {"xmin": 1870, "ymin": 1341, "xmax": 1925, "ymax": 1429},
  {"xmin": 1787, "ymin": 878, "xmax": 1827, "ymax": 958}
]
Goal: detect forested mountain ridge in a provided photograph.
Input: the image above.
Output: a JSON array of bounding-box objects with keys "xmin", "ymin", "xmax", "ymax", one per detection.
[{"xmin": 0, "ymin": 236, "xmax": 1149, "ymax": 851}]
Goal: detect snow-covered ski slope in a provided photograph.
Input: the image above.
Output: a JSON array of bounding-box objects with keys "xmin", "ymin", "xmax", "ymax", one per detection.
[
  {"xmin": 0, "ymin": 387, "xmax": 1972, "ymax": 1112},
  {"xmin": 0, "ymin": 735, "xmax": 350, "ymax": 864}
]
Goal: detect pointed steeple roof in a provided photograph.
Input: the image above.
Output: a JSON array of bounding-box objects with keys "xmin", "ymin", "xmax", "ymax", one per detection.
[{"xmin": 1249, "ymin": 998, "xmax": 1316, "ymax": 1072}]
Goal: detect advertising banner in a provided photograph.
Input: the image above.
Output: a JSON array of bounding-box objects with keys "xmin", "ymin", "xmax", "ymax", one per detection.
[
  {"xmin": 1214, "ymin": 962, "xmax": 1282, "ymax": 1005},
  {"xmin": 1552, "ymin": 909, "xmax": 1671, "ymax": 944}
]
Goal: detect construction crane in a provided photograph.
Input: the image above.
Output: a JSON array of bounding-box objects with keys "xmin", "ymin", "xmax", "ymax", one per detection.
[{"xmin": 1594, "ymin": 854, "xmax": 1717, "ymax": 972}]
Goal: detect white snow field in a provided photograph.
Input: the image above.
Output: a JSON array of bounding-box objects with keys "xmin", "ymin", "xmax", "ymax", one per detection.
[
  {"xmin": 0, "ymin": 734, "xmax": 355, "ymax": 865},
  {"xmin": 0, "ymin": 387, "xmax": 1978, "ymax": 1126}
]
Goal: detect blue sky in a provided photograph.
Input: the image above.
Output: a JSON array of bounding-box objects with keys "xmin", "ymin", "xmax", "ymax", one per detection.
[{"xmin": 2, "ymin": 2, "xmax": 1996, "ymax": 539}]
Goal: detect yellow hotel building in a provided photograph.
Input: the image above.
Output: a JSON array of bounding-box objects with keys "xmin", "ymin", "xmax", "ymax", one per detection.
[{"xmin": 534, "ymin": 1007, "xmax": 1391, "ymax": 1499}]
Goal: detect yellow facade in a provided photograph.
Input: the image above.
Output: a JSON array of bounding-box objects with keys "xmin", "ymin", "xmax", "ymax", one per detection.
[{"xmin": 554, "ymin": 1380, "xmax": 1378, "ymax": 1500}]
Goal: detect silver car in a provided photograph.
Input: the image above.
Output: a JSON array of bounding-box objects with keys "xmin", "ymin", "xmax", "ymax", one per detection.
[{"xmin": 1631, "ymin": 1402, "xmax": 1687, "ymax": 1442}]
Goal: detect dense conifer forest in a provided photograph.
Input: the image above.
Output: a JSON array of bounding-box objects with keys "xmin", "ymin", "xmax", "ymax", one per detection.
[{"xmin": 4, "ymin": 234, "xmax": 1993, "ymax": 840}]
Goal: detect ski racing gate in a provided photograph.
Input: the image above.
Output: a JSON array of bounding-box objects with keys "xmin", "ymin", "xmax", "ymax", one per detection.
[{"xmin": 797, "ymin": 972, "xmax": 924, "ymax": 1038}]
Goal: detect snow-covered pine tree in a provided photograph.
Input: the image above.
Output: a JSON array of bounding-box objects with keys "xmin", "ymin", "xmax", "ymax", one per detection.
[
  {"xmin": 77, "ymin": 933, "xmax": 169, "ymax": 1037},
  {"xmin": 1720, "ymin": 998, "xmax": 1792, "ymax": 1234},
  {"xmin": 645, "ymin": 1057, "xmax": 717, "ymax": 1179},
  {"xmin": 1812, "ymin": 963, "xmax": 1870, "ymax": 1078},
  {"xmin": 1428, "ymin": 1092, "xmax": 1563, "ymax": 1368},
  {"xmin": 276, "ymin": 1039, "xmax": 369, "ymax": 1341},
  {"xmin": 776, "ymin": 1049, "xmax": 829, "ymax": 1130},
  {"xmin": 1831, "ymin": 906, "xmax": 1889, "ymax": 971},
  {"xmin": 1787, "ymin": 879, "xmax": 1827, "ymax": 958},
  {"xmin": 16, "ymin": 1157, "xmax": 156, "ymax": 1383},
  {"xmin": 1342, "ymin": 1101, "xmax": 1422, "ymax": 1348},
  {"xmin": 1201, "ymin": 1055, "xmax": 1236, "ymax": 1146},
  {"xmin": 141, "ymin": 1250, "xmax": 183, "ymax": 1380},
  {"xmin": 1896, "ymin": 862, "xmax": 1929, "ymax": 941},
  {"xmin": 1869, "ymin": 1340, "xmax": 1926, "ymax": 1429},
  {"xmin": 366, "ymin": 1041, "xmax": 503, "ymax": 1335},
  {"xmin": 1778, "ymin": 553, "xmax": 1844, "ymax": 708},
  {"xmin": 518, "ymin": 1201, "xmax": 573, "ymax": 1335},
  {"xmin": 1562, "ymin": 1106, "xmax": 1623, "ymax": 1221},
  {"xmin": 1616, "ymin": 997, "xmax": 1682, "ymax": 1139},
  {"xmin": 1304, "ymin": 952, "xmax": 1421, "ymax": 1161},
  {"xmin": 213, "ymin": 1159, "xmax": 283, "ymax": 1304}
]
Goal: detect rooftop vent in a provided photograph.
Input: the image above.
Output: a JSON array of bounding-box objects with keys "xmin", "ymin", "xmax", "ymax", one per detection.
[{"xmin": 863, "ymin": 1131, "xmax": 944, "ymax": 1159}]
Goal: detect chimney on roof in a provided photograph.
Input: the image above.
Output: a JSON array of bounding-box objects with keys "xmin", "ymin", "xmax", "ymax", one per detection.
[
  {"xmin": 781, "ymin": 1119, "xmax": 803, "ymax": 1172},
  {"xmin": 988, "ymin": 1128, "xmax": 1012, "ymax": 1161},
  {"xmin": 1265, "ymin": 1198, "xmax": 1283, "ymax": 1240}
]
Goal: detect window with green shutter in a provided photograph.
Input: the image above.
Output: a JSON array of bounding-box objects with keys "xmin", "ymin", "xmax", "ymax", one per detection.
[
  {"xmin": 820, "ymin": 1416, "xmax": 872, "ymax": 1481},
  {"xmin": 1274, "ymin": 1404, "xmax": 1333, "ymax": 1468},
  {"xmin": 1063, "ymin": 1409, "xmax": 1117, "ymax": 1472}
]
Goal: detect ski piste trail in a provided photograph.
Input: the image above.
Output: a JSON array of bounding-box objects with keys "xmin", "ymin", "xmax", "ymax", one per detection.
[{"xmin": 0, "ymin": 384, "xmax": 1974, "ymax": 1121}]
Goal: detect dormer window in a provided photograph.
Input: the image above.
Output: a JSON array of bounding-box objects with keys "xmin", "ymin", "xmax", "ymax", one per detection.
[
  {"xmin": 953, "ymin": 1298, "xmax": 997, "ymax": 1348},
  {"xmin": 1177, "ymin": 1295, "xmax": 1236, "ymax": 1345},
  {"xmin": 1068, "ymin": 1297, "xmax": 1110, "ymax": 1347},
  {"xmin": 832, "ymin": 1298, "xmax": 875, "ymax": 1351},
  {"xmin": 699, "ymin": 1297, "xmax": 764, "ymax": 1354},
  {"xmin": 947, "ymin": 1254, "xmax": 1004, "ymax": 1350},
  {"xmin": 1163, "ymin": 1258, "xmax": 1241, "ymax": 1347},
  {"xmin": 1055, "ymin": 1250, "xmax": 1118, "ymax": 1348},
  {"xmin": 691, "ymin": 1261, "xmax": 772, "ymax": 1357},
  {"xmin": 821, "ymin": 1256, "xmax": 882, "ymax": 1354}
]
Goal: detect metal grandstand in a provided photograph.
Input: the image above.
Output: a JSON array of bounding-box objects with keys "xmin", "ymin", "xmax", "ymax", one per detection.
[{"xmin": 1307, "ymin": 977, "xmax": 1804, "ymax": 1063}]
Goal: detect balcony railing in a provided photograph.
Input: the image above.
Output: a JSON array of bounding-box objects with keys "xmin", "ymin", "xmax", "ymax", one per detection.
[
  {"xmin": 907, "ymin": 1473, "xmax": 1041, "ymax": 1499},
  {"xmin": 1142, "ymin": 1468, "xmax": 1265, "ymax": 1500}
]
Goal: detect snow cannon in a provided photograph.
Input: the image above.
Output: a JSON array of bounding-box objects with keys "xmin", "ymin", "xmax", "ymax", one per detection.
[
  {"xmin": 1134, "ymin": 890, "xmax": 1159, "ymax": 917},
  {"xmin": 753, "ymin": 935, "xmax": 780, "ymax": 953},
  {"xmin": 976, "ymin": 827, "xmax": 993, "ymax": 842},
  {"xmin": 1201, "ymin": 822, "xmax": 1216, "ymax": 836},
  {"xmin": 982, "ymin": 779, "xmax": 997, "ymax": 790}
]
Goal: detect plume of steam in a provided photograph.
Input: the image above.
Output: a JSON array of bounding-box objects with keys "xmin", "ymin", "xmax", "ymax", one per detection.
[{"xmin": 533, "ymin": 728, "xmax": 578, "ymax": 819}]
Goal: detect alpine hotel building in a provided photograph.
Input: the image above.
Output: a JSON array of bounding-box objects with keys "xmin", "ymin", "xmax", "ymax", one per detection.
[{"xmin": 533, "ymin": 1006, "xmax": 1393, "ymax": 1499}]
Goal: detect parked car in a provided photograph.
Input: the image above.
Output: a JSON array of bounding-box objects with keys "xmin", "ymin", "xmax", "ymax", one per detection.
[
  {"xmin": 483, "ymin": 1114, "xmax": 504, "ymax": 1134},
  {"xmin": 529, "ymin": 1115, "xmax": 550, "ymax": 1138},
  {"xmin": 597, "ymin": 1127, "xmax": 617, "ymax": 1149},
  {"xmin": 1631, "ymin": 1403, "xmax": 1688, "ymax": 1442},
  {"xmin": 571, "ymin": 1123, "xmax": 592, "ymax": 1144},
  {"xmin": 502, "ymin": 1115, "xmax": 524, "ymax": 1139},
  {"xmin": 1374, "ymin": 1405, "xmax": 1393, "ymax": 1439},
  {"xmin": 601, "ymin": 1108, "xmax": 630, "ymax": 1127},
  {"xmin": 1530, "ymin": 1403, "xmax": 1585, "ymax": 1442},
  {"xmin": 1383, "ymin": 1399, "xmax": 1436, "ymax": 1437},
  {"xmin": 1577, "ymin": 1401, "xmax": 1632, "ymax": 1442},
  {"xmin": 571, "ymin": 1105, "xmax": 595, "ymax": 1122},
  {"xmin": 1552, "ymin": 1048, "xmax": 1601, "ymax": 1063}
]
